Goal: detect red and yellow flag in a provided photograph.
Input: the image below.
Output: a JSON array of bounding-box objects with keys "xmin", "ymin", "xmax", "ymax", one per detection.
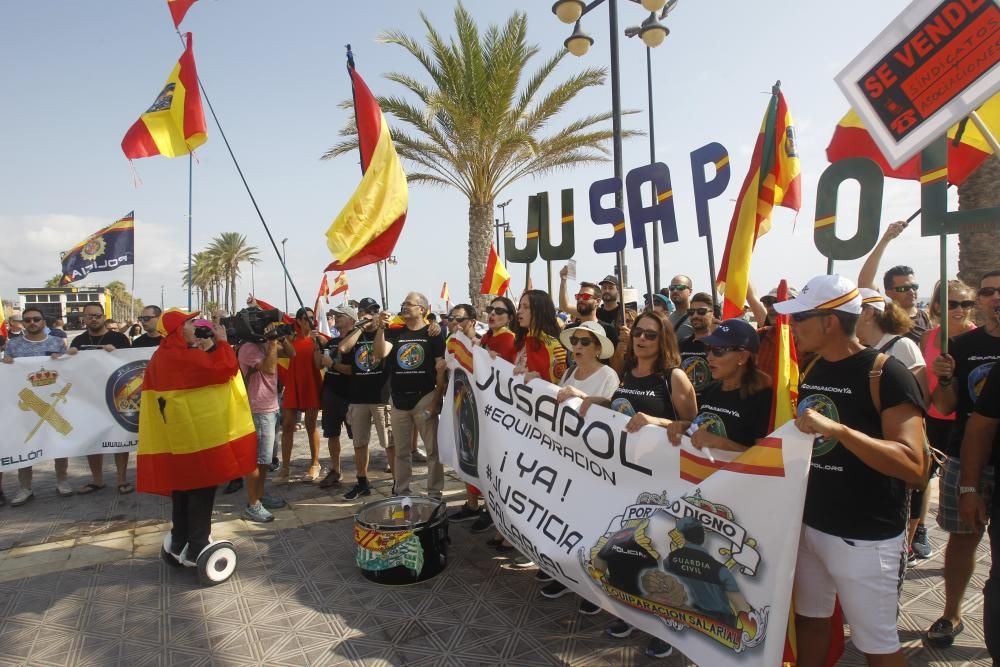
[
  {"xmin": 717, "ymin": 88, "xmax": 801, "ymax": 319},
  {"xmin": 122, "ymin": 33, "xmax": 206, "ymax": 160},
  {"xmin": 826, "ymin": 92, "xmax": 1000, "ymax": 186},
  {"xmin": 480, "ymin": 245, "xmax": 511, "ymax": 296},
  {"xmin": 167, "ymin": 0, "xmax": 197, "ymax": 29},
  {"xmin": 0, "ymin": 307, "xmax": 7, "ymax": 339},
  {"xmin": 137, "ymin": 333, "xmax": 256, "ymax": 496},
  {"xmin": 314, "ymin": 273, "xmax": 331, "ymax": 316},
  {"xmin": 441, "ymin": 282, "xmax": 451, "ymax": 303},
  {"xmin": 331, "ymin": 271, "xmax": 348, "ymax": 297},
  {"xmin": 324, "ymin": 67, "xmax": 408, "ymax": 271},
  {"xmin": 769, "ymin": 279, "xmax": 799, "ymax": 431}
]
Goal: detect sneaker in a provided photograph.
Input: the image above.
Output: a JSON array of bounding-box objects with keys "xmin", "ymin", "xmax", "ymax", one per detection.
[
  {"xmin": 261, "ymin": 493, "xmax": 286, "ymax": 509},
  {"xmin": 535, "ymin": 570, "xmax": 554, "ymax": 583},
  {"xmin": 606, "ymin": 620, "xmax": 634, "ymax": 638},
  {"xmin": 243, "ymin": 502, "xmax": 274, "ymax": 523},
  {"xmin": 579, "ymin": 599, "xmax": 601, "ymax": 615},
  {"xmin": 924, "ymin": 617, "xmax": 964, "ymax": 648},
  {"xmin": 268, "ymin": 458, "xmax": 280, "ymax": 472},
  {"xmin": 540, "ymin": 581, "xmax": 570, "ymax": 599},
  {"xmin": 907, "ymin": 547, "xmax": 916, "ymax": 565},
  {"xmin": 10, "ymin": 489, "xmax": 34, "ymax": 507},
  {"xmin": 223, "ymin": 478, "xmax": 244, "ymax": 495},
  {"xmin": 449, "ymin": 504, "xmax": 480, "ymax": 522},
  {"xmin": 412, "ymin": 450, "xmax": 428, "ymax": 463},
  {"xmin": 56, "ymin": 481, "xmax": 74, "ymax": 497},
  {"xmin": 645, "ymin": 637, "xmax": 674, "ymax": 659},
  {"xmin": 344, "ymin": 482, "xmax": 371, "ymax": 500},
  {"xmin": 911, "ymin": 523, "xmax": 933, "ymax": 559},
  {"xmin": 470, "ymin": 509, "xmax": 495, "ymax": 533},
  {"xmin": 512, "ymin": 554, "xmax": 535, "ymax": 567},
  {"xmin": 319, "ymin": 469, "xmax": 342, "ymax": 489}
]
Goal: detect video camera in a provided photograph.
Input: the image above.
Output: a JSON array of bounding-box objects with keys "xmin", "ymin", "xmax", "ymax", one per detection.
[{"xmin": 217, "ymin": 307, "xmax": 295, "ymax": 345}]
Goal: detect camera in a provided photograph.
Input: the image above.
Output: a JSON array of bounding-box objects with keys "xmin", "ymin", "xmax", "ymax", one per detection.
[{"xmin": 219, "ymin": 307, "xmax": 294, "ymax": 345}]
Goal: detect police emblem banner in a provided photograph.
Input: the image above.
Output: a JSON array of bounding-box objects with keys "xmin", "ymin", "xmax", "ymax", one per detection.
[
  {"xmin": 438, "ymin": 333, "xmax": 812, "ymax": 667},
  {"xmin": 59, "ymin": 212, "xmax": 135, "ymax": 285},
  {"xmin": 0, "ymin": 349, "xmax": 154, "ymax": 471}
]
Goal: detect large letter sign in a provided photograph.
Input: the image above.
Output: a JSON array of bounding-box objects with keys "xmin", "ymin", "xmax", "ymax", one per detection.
[
  {"xmin": 538, "ymin": 190, "xmax": 575, "ymax": 261},
  {"xmin": 814, "ymin": 157, "xmax": 885, "ymax": 260},
  {"xmin": 625, "ymin": 162, "xmax": 678, "ymax": 247},
  {"xmin": 690, "ymin": 142, "xmax": 732, "ymax": 238},
  {"xmin": 589, "ymin": 177, "xmax": 627, "ymax": 254}
]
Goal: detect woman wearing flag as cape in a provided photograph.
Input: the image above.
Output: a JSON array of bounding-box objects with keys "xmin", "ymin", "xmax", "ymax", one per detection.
[{"xmin": 137, "ymin": 308, "xmax": 257, "ymax": 584}]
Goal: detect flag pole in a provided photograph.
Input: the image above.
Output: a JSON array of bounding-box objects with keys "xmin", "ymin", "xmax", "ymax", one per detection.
[
  {"xmin": 187, "ymin": 153, "xmax": 193, "ymax": 311},
  {"xmin": 705, "ymin": 225, "xmax": 719, "ymax": 308}
]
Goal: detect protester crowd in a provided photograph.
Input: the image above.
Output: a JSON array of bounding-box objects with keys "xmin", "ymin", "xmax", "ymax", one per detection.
[{"xmin": 0, "ymin": 219, "xmax": 998, "ymax": 665}]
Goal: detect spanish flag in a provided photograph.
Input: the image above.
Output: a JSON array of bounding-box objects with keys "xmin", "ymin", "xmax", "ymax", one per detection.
[
  {"xmin": 441, "ymin": 282, "xmax": 451, "ymax": 304},
  {"xmin": 447, "ymin": 336, "xmax": 474, "ymax": 373},
  {"xmin": 769, "ymin": 279, "xmax": 798, "ymax": 431},
  {"xmin": 331, "ymin": 271, "xmax": 349, "ymax": 297},
  {"xmin": 679, "ymin": 438, "xmax": 785, "ymax": 486},
  {"xmin": 122, "ymin": 33, "xmax": 207, "ymax": 160},
  {"xmin": 480, "ymin": 244, "xmax": 510, "ymax": 296},
  {"xmin": 717, "ymin": 86, "xmax": 801, "ymax": 319},
  {"xmin": 137, "ymin": 311, "xmax": 256, "ymax": 496},
  {"xmin": 167, "ymin": 0, "xmax": 197, "ymax": 29},
  {"xmin": 314, "ymin": 273, "xmax": 330, "ymax": 314},
  {"xmin": 324, "ymin": 65, "xmax": 408, "ymax": 271},
  {"xmin": 826, "ymin": 92, "xmax": 1000, "ymax": 187}
]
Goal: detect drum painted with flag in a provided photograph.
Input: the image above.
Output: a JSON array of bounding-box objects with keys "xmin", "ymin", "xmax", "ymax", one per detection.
[{"xmin": 354, "ymin": 496, "xmax": 449, "ymax": 585}]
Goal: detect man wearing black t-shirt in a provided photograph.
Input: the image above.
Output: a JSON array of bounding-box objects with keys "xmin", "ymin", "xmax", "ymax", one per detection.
[
  {"xmin": 338, "ymin": 297, "xmax": 392, "ymax": 500},
  {"xmin": 376, "ymin": 291, "xmax": 446, "ymax": 497},
  {"xmin": 318, "ymin": 307, "xmax": 356, "ymax": 489},
  {"xmin": 557, "ymin": 270, "xmax": 619, "ymax": 348},
  {"xmin": 958, "ymin": 362, "xmax": 1000, "ymax": 662},
  {"xmin": 68, "ymin": 302, "xmax": 134, "ymax": 495},
  {"xmin": 679, "ymin": 292, "xmax": 716, "ymax": 397},
  {"xmin": 925, "ymin": 269, "xmax": 1000, "ymax": 648},
  {"xmin": 131, "ymin": 305, "xmax": 163, "ymax": 347},
  {"xmin": 596, "ymin": 274, "xmax": 623, "ymax": 326},
  {"xmin": 775, "ymin": 275, "xmax": 925, "ymax": 665}
]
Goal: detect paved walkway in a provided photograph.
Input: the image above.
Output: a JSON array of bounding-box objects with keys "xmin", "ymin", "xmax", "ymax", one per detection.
[{"xmin": 0, "ymin": 433, "xmax": 992, "ymax": 666}]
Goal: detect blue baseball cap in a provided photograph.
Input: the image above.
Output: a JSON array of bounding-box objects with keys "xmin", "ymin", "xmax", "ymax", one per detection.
[{"xmin": 699, "ymin": 318, "xmax": 760, "ymax": 353}]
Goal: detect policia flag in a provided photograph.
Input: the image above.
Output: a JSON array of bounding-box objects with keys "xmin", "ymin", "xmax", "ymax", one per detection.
[{"xmin": 60, "ymin": 212, "xmax": 135, "ymax": 285}]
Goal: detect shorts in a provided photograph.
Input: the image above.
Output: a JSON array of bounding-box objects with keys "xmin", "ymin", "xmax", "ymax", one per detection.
[
  {"xmin": 321, "ymin": 386, "xmax": 352, "ymax": 439},
  {"xmin": 794, "ymin": 525, "xmax": 906, "ymax": 655},
  {"xmin": 349, "ymin": 403, "xmax": 389, "ymax": 450},
  {"xmin": 936, "ymin": 456, "xmax": 994, "ymax": 534},
  {"xmin": 252, "ymin": 411, "xmax": 279, "ymax": 465}
]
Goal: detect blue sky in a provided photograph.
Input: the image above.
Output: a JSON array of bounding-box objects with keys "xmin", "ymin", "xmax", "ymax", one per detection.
[{"xmin": 0, "ymin": 0, "xmax": 959, "ymax": 313}]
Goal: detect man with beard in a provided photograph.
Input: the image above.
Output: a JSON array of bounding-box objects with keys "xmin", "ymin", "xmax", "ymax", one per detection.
[
  {"xmin": 69, "ymin": 302, "xmax": 133, "ymax": 495},
  {"xmin": 597, "ymin": 274, "xmax": 623, "ymax": 326},
  {"xmin": 663, "ymin": 275, "xmax": 695, "ymax": 341},
  {"xmin": 558, "ymin": 268, "xmax": 618, "ymax": 348},
  {"xmin": 858, "ymin": 221, "xmax": 932, "ymax": 342},
  {"xmin": 131, "ymin": 305, "xmax": 163, "ymax": 347},
  {"xmin": 679, "ymin": 292, "xmax": 717, "ymax": 397}
]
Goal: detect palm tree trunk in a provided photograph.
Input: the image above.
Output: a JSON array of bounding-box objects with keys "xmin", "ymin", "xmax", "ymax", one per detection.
[
  {"xmin": 957, "ymin": 156, "xmax": 1000, "ymax": 301},
  {"xmin": 468, "ymin": 199, "xmax": 494, "ymax": 312}
]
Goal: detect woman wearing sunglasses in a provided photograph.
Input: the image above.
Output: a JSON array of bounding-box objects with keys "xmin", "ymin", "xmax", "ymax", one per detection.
[
  {"xmin": 480, "ymin": 296, "xmax": 518, "ymax": 363},
  {"xmin": 667, "ymin": 319, "xmax": 773, "ymax": 453}
]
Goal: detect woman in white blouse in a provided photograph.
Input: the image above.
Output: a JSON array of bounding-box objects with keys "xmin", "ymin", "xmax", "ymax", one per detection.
[{"xmin": 552, "ymin": 320, "xmax": 619, "ymax": 401}]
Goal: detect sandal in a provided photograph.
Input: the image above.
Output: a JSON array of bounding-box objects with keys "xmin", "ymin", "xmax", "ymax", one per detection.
[
  {"xmin": 924, "ymin": 617, "xmax": 964, "ymax": 648},
  {"xmin": 77, "ymin": 483, "xmax": 106, "ymax": 495},
  {"xmin": 117, "ymin": 482, "xmax": 134, "ymax": 495}
]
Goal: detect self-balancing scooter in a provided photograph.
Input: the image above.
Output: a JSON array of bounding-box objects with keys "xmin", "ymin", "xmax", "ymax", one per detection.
[{"xmin": 161, "ymin": 534, "xmax": 238, "ymax": 586}]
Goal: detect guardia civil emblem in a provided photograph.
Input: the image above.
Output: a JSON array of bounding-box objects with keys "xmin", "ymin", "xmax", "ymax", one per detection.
[{"xmin": 17, "ymin": 368, "xmax": 72, "ymax": 443}]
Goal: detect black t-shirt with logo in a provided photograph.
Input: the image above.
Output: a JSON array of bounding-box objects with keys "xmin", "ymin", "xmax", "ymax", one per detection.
[
  {"xmin": 597, "ymin": 304, "xmax": 621, "ymax": 327},
  {"xmin": 610, "ymin": 371, "xmax": 677, "ymax": 420},
  {"xmin": 693, "ymin": 381, "xmax": 773, "ymax": 448},
  {"xmin": 349, "ymin": 330, "xmax": 388, "ymax": 405},
  {"xmin": 386, "ymin": 325, "xmax": 445, "ymax": 409},
  {"xmin": 70, "ymin": 330, "xmax": 132, "ymax": 350},
  {"xmin": 946, "ymin": 327, "xmax": 1000, "ymax": 458},
  {"xmin": 131, "ymin": 333, "xmax": 162, "ymax": 348},
  {"xmin": 323, "ymin": 336, "xmax": 351, "ymax": 398},
  {"xmin": 679, "ymin": 336, "xmax": 712, "ymax": 395},
  {"xmin": 798, "ymin": 347, "xmax": 924, "ymax": 540},
  {"xmin": 972, "ymin": 362, "xmax": 1000, "ymax": 509}
]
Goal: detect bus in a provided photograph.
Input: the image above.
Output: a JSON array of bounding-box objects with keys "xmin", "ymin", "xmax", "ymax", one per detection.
[{"xmin": 18, "ymin": 286, "xmax": 112, "ymax": 330}]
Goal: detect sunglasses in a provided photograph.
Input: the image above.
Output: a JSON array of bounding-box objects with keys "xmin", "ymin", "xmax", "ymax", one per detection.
[
  {"xmin": 22, "ymin": 317, "xmax": 44, "ymax": 323},
  {"xmin": 574, "ymin": 293, "xmax": 598, "ymax": 301},
  {"xmin": 979, "ymin": 287, "xmax": 1000, "ymax": 297},
  {"xmin": 485, "ymin": 306, "xmax": 510, "ymax": 316},
  {"xmin": 631, "ymin": 326, "xmax": 659, "ymax": 341},
  {"xmin": 690, "ymin": 307, "xmax": 711, "ymax": 316},
  {"xmin": 450, "ymin": 316, "xmax": 471, "ymax": 323},
  {"xmin": 891, "ymin": 284, "xmax": 919, "ymax": 293},
  {"xmin": 138, "ymin": 315, "xmax": 156, "ymax": 322},
  {"xmin": 948, "ymin": 300, "xmax": 975, "ymax": 310},
  {"xmin": 708, "ymin": 346, "xmax": 745, "ymax": 357},
  {"xmin": 791, "ymin": 310, "xmax": 829, "ymax": 323},
  {"xmin": 668, "ymin": 284, "xmax": 690, "ymax": 291},
  {"xmin": 568, "ymin": 335, "xmax": 595, "ymax": 347}
]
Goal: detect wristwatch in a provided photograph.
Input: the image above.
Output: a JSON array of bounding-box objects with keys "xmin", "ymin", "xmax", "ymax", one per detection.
[{"xmin": 959, "ymin": 486, "xmax": 980, "ymax": 495}]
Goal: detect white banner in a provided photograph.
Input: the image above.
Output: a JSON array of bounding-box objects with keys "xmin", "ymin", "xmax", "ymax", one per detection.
[
  {"xmin": 439, "ymin": 334, "xmax": 812, "ymax": 667},
  {"xmin": 0, "ymin": 348, "xmax": 154, "ymax": 471}
]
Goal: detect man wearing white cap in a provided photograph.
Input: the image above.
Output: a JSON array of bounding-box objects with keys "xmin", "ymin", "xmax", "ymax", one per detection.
[{"xmin": 775, "ymin": 274, "xmax": 926, "ymax": 666}]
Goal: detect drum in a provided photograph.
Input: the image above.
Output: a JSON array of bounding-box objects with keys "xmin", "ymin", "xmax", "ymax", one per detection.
[{"xmin": 354, "ymin": 496, "xmax": 449, "ymax": 585}]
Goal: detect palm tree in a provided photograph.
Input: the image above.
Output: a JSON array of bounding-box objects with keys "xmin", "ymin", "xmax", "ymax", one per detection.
[
  {"xmin": 206, "ymin": 233, "xmax": 258, "ymax": 313},
  {"xmin": 44, "ymin": 274, "xmax": 63, "ymax": 288},
  {"xmin": 323, "ymin": 3, "xmax": 632, "ymax": 306},
  {"xmin": 958, "ymin": 155, "xmax": 1000, "ymax": 311}
]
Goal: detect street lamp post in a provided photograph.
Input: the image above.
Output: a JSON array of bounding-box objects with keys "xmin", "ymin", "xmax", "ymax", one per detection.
[
  {"xmin": 281, "ymin": 237, "xmax": 288, "ymax": 314},
  {"xmin": 555, "ymin": 0, "xmax": 671, "ymax": 317}
]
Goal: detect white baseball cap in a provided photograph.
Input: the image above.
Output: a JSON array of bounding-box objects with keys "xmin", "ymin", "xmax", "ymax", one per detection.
[
  {"xmin": 772, "ymin": 274, "xmax": 862, "ymax": 315},
  {"xmin": 859, "ymin": 288, "xmax": 886, "ymax": 312}
]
